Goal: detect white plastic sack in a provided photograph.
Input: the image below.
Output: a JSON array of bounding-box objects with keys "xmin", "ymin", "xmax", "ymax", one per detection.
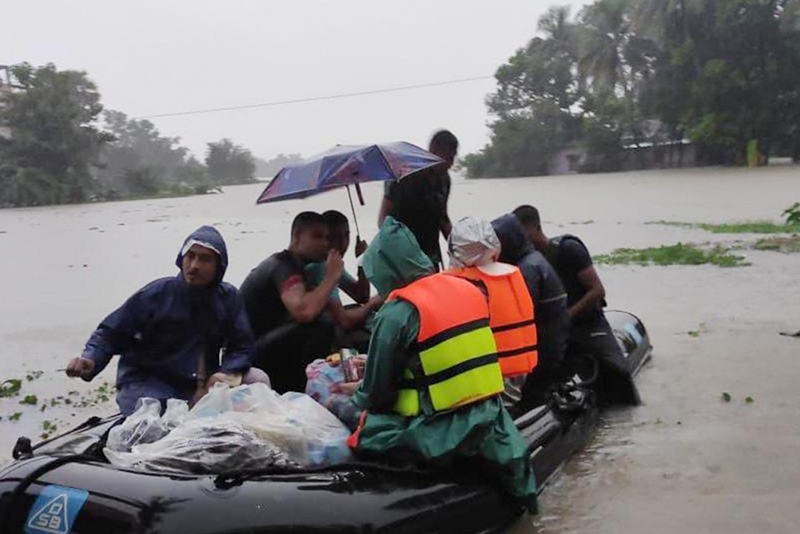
[
  {"xmin": 448, "ymin": 217, "xmax": 501, "ymax": 268},
  {"xmin": 104, "ymin": 383, "xmax": 353, "ymax": 473},
  {"xmin": 104, "ymin": 416, "xmax": 295, "ymax": 474},
  {"xmin": 162, "ymin": 398, "xmax": 189, "ymax": 430},
  {"xmin": 106, "ymin": 398, "xmax": 169, "ymax": 453}
]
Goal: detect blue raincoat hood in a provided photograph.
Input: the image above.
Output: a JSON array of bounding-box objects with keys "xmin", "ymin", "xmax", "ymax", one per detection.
[
  {"xmin": 175, "ymin": 226, "xmax": 229, "ymax": 284},
  {"xmin": 491, "ymin": 214, "xmax": 534, "ymax": 265}
]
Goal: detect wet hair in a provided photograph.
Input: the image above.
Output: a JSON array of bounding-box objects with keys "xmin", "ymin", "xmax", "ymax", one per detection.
[
  {"xmin": 322, "ymin": 210, "xmax": 349, "ymax": 229},
  {"xmin": 513, "ymin": 205, "xmax": 541, "ymax": 227},
  {"xmin": 291, "ymin": 211, "xmax": 325, "ymax": 236},
  {"xmin": 429, "ymin": 130, "xmax": 459, "ymax": 153}
]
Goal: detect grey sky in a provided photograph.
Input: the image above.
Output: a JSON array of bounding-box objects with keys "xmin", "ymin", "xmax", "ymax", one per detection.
[{"xmin": 4, "ymin": 0, "xmax": 590, "ymax": 161}]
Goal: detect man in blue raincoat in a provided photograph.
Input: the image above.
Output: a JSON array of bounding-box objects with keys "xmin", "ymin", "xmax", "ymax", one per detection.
[
  {"xmin": 65, "ymin": 226, "xmax": 263, "ymax": 415},
  {"xmin": 340, "ymin": 217, "xmax": 538, "ymax": 513}
]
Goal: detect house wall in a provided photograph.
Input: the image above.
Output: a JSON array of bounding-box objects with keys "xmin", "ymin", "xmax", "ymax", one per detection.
[
  {"xmin": 551, "ymin": 147, "xmax": 587, "ymax": 175},
  {"xmin": 621, "ymin": 143, "xmax": 697, "ymax": 171}
]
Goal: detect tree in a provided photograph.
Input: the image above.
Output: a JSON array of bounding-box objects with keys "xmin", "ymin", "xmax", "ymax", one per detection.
[
  {"xmin": 0, "ymin": 63, "xmax": 112, "ymax": 207},
  {"xmin": 96, "ymin": 110, "xmax": 193, "ymax": 196},
  {"xmin": 463, "ymin": 0, "xmax": 800, "ymax": 177},
  {"xmin": 253, "ymin": 153, "xmax": 304, "ymax": 178},
  {"xmin": 205, "ymin": 139, "xmax": 256, "ymax": 186}
]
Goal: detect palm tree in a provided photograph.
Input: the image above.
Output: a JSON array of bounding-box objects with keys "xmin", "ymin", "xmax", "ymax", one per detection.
[{"xmin": 577, "ymin": 0, "xmax": 632, "ymax": 96}]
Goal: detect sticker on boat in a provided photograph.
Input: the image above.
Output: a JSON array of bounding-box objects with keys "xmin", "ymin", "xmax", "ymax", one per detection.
[{"xmin": 24, "ymin": 485, "xmax": 89, "ymax": 534}]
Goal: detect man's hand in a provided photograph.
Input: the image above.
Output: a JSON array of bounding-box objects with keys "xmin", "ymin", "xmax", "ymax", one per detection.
[
  {"xmin": 355, "ymin": 238, "xmax": 368, "ymax": 258},
  {"xmin": 326, "ymin": 249, "xmax": 344, "ymax": 280},
  {"xmin": 331, "ymin": 381, "xmax": 361, "ymax": 396},
  {"xmin": 206, "ymin": 371, "xmax": 242, "ymax": 389},
  {"xmin": 66, "ymin": 357, "xmax": 95, "ymax": 379}
]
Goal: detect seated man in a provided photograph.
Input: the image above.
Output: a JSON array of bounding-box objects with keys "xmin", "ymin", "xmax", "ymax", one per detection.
[
  {"xmin": 491, "ymin": 214, "xmax": 570, "ymax": 407},
  {"xmin": 446, "ymin": 217, "xmax": 538, "ymax": 406},
  {"xmin": 513, "ymin": 205, "xmax": 639, "ymax": 405},
  {"xmin": 240, "ymin": 212, "xmax": 378, "ymax": 393},
  {"xmin": 66, "ymin": 226, "xmax": 264, "ymax": 416},
  {"xmin": 305, "ymin": 210, "xmax": 371, "ymax": 304},
  {"xmin": 341, "ymin": 217, "xmax": 538, "ymax": 514},
  {"xmin": 305, "ymin": 210, "xmax": 382, "ymax": 351}
]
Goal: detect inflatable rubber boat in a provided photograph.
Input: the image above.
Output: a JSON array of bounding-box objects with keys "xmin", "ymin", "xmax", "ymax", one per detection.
[{"xmin": 0, "ymin": 310, "xmax": 651, "ymax": 534}]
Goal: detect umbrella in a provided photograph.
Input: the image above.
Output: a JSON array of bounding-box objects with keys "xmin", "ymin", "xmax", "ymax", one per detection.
[{"xmin": 256, "ymin": 142, "xmax": 444, "ymax": 239}]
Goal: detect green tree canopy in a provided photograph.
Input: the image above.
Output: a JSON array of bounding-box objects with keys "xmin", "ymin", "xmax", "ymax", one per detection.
[
  {"xmin": 0, "ymin": 63, "xmax": 112, "ymax": 206},
  {"xmin": 205, "ymin": 139, "xmax": 256, "ymax": 185},
  {"xmin": 464, "ymin": 0, "xmax": 800, "ymax": 178}
]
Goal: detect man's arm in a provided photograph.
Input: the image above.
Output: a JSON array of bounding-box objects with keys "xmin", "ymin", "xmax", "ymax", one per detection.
[
  {"xmin": 569, "ymin": 265, "xmax": 606, "ymax": 318},
  {"xmin": 68, "ymin": 285, "xmax": 153, "ymax": 380},
  {"xmin": 326, "ymin": 294, "xmax": 384, "ymax": 331},
  {"xmin": 339, "ymin": 268, "xmax": 370, "ymax": 304},
  {"xmin": 281, "ymin": 250, "xmax": 343, "ymax": 323},
  {"xmin": 351, "ymin": 301, "xmax": 416, "ymax": 411}
]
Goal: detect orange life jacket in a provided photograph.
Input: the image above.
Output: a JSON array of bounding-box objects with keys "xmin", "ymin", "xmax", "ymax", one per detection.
[
  {"xmin": 387, "ymin": 273, "xmax": 504, "ymax": 416},
  {"xmin": 448, "ymin": 265, "xmax": 538, "ymax": 377}
]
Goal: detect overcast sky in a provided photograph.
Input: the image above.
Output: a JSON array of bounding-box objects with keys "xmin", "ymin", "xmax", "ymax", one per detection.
[{"xmin": 4, "ymin": 0, "xmax": 591, "ymax": 161}]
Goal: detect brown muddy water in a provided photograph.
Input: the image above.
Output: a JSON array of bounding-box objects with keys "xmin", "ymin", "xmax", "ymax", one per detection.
[{"xmin": 2, "ymin": 165, "xmax": 800, "ymax": 532}]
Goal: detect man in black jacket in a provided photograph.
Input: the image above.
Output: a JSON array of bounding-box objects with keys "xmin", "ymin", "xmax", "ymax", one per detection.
[{"xmin": 513, "ymin": 205, "xmax": 639, "ymax": 405}]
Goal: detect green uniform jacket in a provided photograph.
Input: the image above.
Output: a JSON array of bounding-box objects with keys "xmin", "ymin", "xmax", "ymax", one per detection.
[{"xmin": 350, "ymin": 217, "xmax": 537, "ymax": 509}]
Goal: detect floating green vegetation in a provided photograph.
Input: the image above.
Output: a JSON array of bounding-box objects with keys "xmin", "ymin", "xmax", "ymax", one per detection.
[
  {"xmin": 753, "ymin": 235, "xmax": 800, "ymax": 253},
  {"xmin": 0, "ymin": 379, "xmax": 22, "ymax": 398},
  {"xmin": 25, "ymin": 371, "xmax": 43, "ymax": 382},
  {"xmin": 41, "ymin": 420, "xmax": 58, "ymax": 440},
  {"xmin": 8, "ymin": 412, "xmax": 22, "ymax": 421},
  {"xmin": 721, "ymin": 392, "xmax": 732, "ymax": 403},
  {"xmin": 647, "ymin": 220, "xmax": 800, "ymax": 234},
  {"xmin": 19, "ymin": 395, "xmax": 38, "ymax": 406},
  {"xmin": 687, "ymin": 323, "xmax": 709, "ymax": 338},
  {"xmin": 595, "ymin": 243, "xmax": 748, "ymax": 267}
]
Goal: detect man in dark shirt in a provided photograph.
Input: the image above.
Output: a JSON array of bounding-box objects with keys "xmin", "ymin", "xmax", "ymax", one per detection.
[
  {"xmin": 378, "ymin": 130, "xmax": 458, "ymax": 269},
  {"xmin": 240, "ymin": 212, "xmax": 344, "ymax": 393},
  {"xmin": 513, "ymin": 205, "xmax": 639, "ymax": 405},
  {"xmin": 491, "ymin": 214, "xmax": 570, "ymax": 407}
]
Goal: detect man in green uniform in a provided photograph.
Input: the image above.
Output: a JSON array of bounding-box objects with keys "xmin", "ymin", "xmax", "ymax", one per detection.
[{"xmin": 343, "ymin": 216, "xmax": 538, "ymax": 513}]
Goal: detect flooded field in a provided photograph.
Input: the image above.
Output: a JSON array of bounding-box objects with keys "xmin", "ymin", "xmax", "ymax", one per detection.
[{"xmin": 2, "ymin": 164, "xmax": 800, "ymax": 532}]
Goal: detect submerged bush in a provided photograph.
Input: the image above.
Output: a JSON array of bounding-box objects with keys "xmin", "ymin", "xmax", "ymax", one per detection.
[{"xmin": 595, "ymin": 243, "xmax": 747, "ymax": 267}]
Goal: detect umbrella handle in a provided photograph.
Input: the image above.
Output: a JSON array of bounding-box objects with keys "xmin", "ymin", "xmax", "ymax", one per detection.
[
  {"xmin": 346, "ymin": 186, "xmax": 362, "ymax": 238},
  {"xmin": 355, "ymin": 183, "xmax": 365, "ymax": 206}
]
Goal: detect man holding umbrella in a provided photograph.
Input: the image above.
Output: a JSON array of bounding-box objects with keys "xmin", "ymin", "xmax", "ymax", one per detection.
[{"xmin": 378, "ymin": 130, "xmax": 458, "ymax": 269}]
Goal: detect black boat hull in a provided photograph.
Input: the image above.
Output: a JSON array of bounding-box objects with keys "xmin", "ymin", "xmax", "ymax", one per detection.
[{"xmin": 0, "ymin": 311, "xmax": 651, "ymax": 534}]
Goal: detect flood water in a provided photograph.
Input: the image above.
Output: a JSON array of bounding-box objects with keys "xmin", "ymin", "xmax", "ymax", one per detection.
[{"xmin": 2, "ymin": 164, "xmax": 800, "ymax": 532}]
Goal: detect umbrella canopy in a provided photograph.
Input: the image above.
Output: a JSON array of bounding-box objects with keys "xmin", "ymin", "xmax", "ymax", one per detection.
[{"xmin": 256, "ymin": 142, "xmax": 444, "ymax": 204}]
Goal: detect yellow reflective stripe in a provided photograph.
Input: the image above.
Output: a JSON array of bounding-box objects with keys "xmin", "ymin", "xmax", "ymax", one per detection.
[
  {"xmin": 394, "ymin": 369, "xmax": 420, "ymax": 416},
  {"xmin": 418, "ymin": 327, "xmax": 497, "ymax": 377},
  {"xmin": 429, "ymin": 363, "xmax": 504, "ymax": 412}
]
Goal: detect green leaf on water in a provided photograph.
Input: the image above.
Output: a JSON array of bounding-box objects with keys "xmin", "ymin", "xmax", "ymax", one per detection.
[
  {"xmin": 745, "ymin": 396, "xmax": 754, "ymax": 404},
  {"xmin": 0, "ymin": 379, "xmax": 22, "ymax": 398},
  {"xmin": 19, "ymin": 394, "xmax": 38, "ymax": 406},
  {"xmin": 687, "ymin": 330, "xmax": 700, "ymax": 338},
  {"xmin": 9, "ymin": 412, "xmax": 22, "ymax": 421},
  {"xmin": 721, "ymin": 392, "xmax": 732, "ymax": 402}
]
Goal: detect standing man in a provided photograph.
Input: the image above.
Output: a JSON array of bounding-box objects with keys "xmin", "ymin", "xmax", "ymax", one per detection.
[
  {"xmin": 378, "ymin": 130, "xmax": 458, "ymax": 269},
  {"xmin": 66, "ymin": 226, "xmax": 262, "ymax": 415},
  {"xmin": 513, "ymin": 205, "xmax": 639, "ymax": 405}
]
